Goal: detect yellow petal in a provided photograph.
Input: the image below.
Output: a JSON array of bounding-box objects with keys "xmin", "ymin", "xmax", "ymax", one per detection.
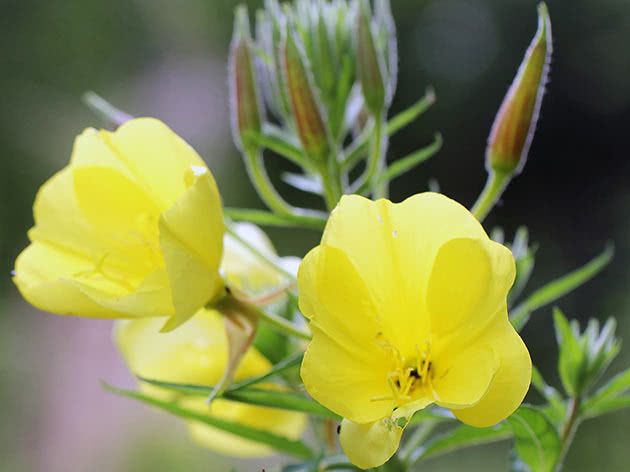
[
  {"xmin": 222, "ymin": 222, "xmax": 284, "ymax": 294},
  {"xmin": 159, "ymin": 168, "xmax": 224, "ymax": 332},
  {"xmin": 114, "ymin": 309, "xmax": 307, "ymax": 457},
  {"xmin": 13, "ymin": 241, "xmax": 172, "ymax": 318},
  {"xmin": 73, "ymin": 165, "xmax": 160, "ymax": 235},
  {"xmin": 431, "ymin": 342, "xmax": 499, "ymax": 408},
  {"xmin": 339, "ymin": 417, "xmax": 403, "ymax": 469},
  {"xmin": 427, "ymin": 237, "xmax": 515, "ymax": 339},
  {"xmin": 114, "ymin": 309, "xmax": 268, "ymax": 383},
  {"xmin": 302, "ymin": 325, "xmax": 392, "ymax": 424},
  {"xmin": 299, "ymin": 245, "xmax": 391, "ymax": 423},
  {"xmin": 321, "ymin": 193, "xmax": 487, "ymax": 357},
  {"xmin": 451, "ymin": 310, "xmax": 531, "ymax": 427},
  {"xmin": 69, "ymin": 127, "xmax": 136, "ymax": 179},
  {"xmin": 102, "ymin": 118, "xmax": 207, "ymax": 210}
]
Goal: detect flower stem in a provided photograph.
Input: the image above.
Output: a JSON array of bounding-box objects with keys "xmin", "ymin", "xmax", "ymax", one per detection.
[
  {"xmin": 355, "ymin": 115, "xmax": 383, "ymax": 195},
  {"xmin": 225, "ymin": 292, "xmax": 311, "ymax": 341},
  {"xmin": 471, "ymin": 168, "xmax": 512, "ymax": 222},
  {"xmin": 244, "ymin": 147, "xmax": 294, "ymax": 216},
  {"xmin": 555, "ymin": 396, "xmax": 582, "ymax": 472},
  {"xmin": 319, "ymin": 158, "xmax": 342, "ymax": 210}
]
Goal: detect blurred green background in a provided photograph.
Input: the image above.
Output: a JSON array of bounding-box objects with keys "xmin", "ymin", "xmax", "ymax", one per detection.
[{"xmin": 1, "ymin": 0, "xmax": 628, "ymax": 471}]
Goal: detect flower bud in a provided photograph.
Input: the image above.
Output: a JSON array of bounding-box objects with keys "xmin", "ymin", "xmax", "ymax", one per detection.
[
  {"xmin": 486, "ymin": 3, "xmax": 552, "ymax": 175},
  {"xmin": 554, "ymin": 308, "xmax": 620, "ymax": 397},
  {"xmin": 356, "ymin": 0, "xmax": 386, "ymax": 116},
  {"xmin": 282, "ymin": 27, "xmax": 331, "ymax": 161},
  {"xmin": 228, "ymin": 6, "xmax": 263, "ymax": 152}
]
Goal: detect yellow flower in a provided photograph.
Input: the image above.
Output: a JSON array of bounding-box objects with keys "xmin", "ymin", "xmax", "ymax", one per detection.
[
  {"xmin": 13, "ymin": 118, "xmax": 224, "ymax": 331},
  {"xmin": 298, "ymin": 193, "xmax": 531, "ymax": 469},
  {"xmin": 115, "ymin": 309, "xmax": 307, "ymax": 457},
  {"xmin": 115, "ymin": 222, "xmax": 305, "ymax": 457}
]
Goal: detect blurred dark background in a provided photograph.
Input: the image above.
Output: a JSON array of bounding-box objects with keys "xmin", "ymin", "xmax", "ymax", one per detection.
[{"xmin": 1, "ymin": 0, "xmax": 628, "ymax": 470}]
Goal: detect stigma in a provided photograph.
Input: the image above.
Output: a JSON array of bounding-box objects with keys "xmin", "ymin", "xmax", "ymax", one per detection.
[{"xmin": 371, "ymin": 334, "xmax": 435, "ymax": 408}]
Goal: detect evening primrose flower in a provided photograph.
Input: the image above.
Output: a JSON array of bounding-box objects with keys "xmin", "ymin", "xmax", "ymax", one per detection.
[
  {"xmin": 298, "ymin": 193, "xmax": 531, "ymax": 469},
  {"xmin": 115, "ymin": 224, "xmax": 305, "ymax": 456},
  {"xmin": 114, "ymin": 308, "xmax": 307, "ymax": 457},
  {"xmin": 13, "ymin": 118, "xmax": 224, "ymax": 331}
]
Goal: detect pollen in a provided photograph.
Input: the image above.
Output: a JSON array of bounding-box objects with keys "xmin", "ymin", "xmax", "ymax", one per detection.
[{"xmin": 371, "ymin": 334, "xmax": 434, "ymax": 408}]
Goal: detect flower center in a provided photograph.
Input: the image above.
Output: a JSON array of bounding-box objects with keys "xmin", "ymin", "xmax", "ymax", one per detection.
[{"xmin": 371, "ymin": 334, "xmax": 435, "ymax": 408}]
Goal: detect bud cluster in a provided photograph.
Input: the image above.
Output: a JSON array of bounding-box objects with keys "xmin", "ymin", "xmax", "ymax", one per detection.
[
  {"xmin": 229, "ymin": 0, "xmax": 403, "ymax": 210},
  {"xmin": 554, "ymin": 308, "xmax": 621, "ymax": 397}
]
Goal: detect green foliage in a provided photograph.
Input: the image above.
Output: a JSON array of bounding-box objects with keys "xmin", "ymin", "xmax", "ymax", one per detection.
[
  {"xmin": 507, "ymin": 405, "xmax": 561, "ymax": 472},
  {"xmin": 102, "ymin": 383, "xmax": 314, "ymax": 459},
  {"xmin": 509, "ymin": 244, "xmax": 614, "ymax": 331},
  {"xmin": 553, "ymin": 308, "xmax": 620, "ymax": 397},
  {"xmin": 374, "ymin": 133, "xmax": 442, "ymax": 187},
  {"xmin": 582, "ymin": 369, "xmax": 630, "ymax": 418},
  {"xmin": 411, "ymin": 423, "xmax": 511, "ymax": 464}
]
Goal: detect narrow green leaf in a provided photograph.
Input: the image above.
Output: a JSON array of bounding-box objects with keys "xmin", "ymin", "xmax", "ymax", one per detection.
[
  {"xmin": 510, "ymin": 244, "xmax": 614, "ymax": 331},
  {"xmin": 340, "ymin": 87, "xmax": 436, "ymax": 172},
  {"xmin": 508, "ymin": 405, "xmax": 561, "ymax": 472},
  {"xmin": 230, "ymin": 352, "xmax": 304, "ymax": 392},
  {"xmin": 582, "ymin": 368, "xmax": 630, "ymax": 417},
  {"xmin": 102, "ymin": 382, "xmax": 313, "ymax": 459},
  {"xmin": 582, "ymin": 394, "xmax": 630, "ymax": 419},
  {"xmin": 137, "ymin": 376, "xmax": 338, "ymax": 419},
  {"xmin": 244, "ymin": 130, "xmax": 307, "ymax": 168},
  {"xmin": 386, "ymin": 87, "xmax": 436, "ymax": 136},
  {"xmin": 224, "ymin": 208, "xmax": 327, "ymax": 230},
  {"xmin": 411, "ymin": 423, "xmax": 511, "ymax": 464},
  {"xmin": 375, "ymin": 133, "xmax": 442, "ymax": 186},
  {"xmin": 553, "ymin": 308, "xmax": 585, "ymax": 396},
  {"xmin": 225, "ymin": 389, "xmax": 340, "ymax": 419}
]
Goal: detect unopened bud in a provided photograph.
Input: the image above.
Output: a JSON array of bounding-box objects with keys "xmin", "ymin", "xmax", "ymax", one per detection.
[
  {"xmin": 356, "ymin": 0, "xmax": 386, "ymax": 116},
  {"xmin": 229, "ymin": 6, "xmax": 263, "ymax": 152},
  {"xmin": 486, "ymin": 3, "xmax": 552, "ymax": 175},
  {"xmin": 282, "ymin": 28, "xmax": 330, "ymax": 161}
]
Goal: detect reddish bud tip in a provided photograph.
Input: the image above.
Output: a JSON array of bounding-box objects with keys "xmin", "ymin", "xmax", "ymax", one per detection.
[
  {"xmin": 229, "ymin": 6, "xmax": 263, "ymax": 151},
  {"xmin": 282, "ymin": 28, "xmax": 330, "ymax": 161},
  {"xmin": 486, "ymin": 3, "xmax": 552, "ymax": 175}
]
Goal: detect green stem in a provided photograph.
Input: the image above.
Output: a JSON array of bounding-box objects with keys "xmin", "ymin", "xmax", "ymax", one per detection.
[
  {"xmin": 470, "ymin": 168, "xmax": 512, "ymax": 222},
  {"xmin": 555, "ymin": 396, "xmax": 582, "ymax": 472},
  {"xmin": 319, "ymin": 154, "xmax": 342, "ymax": 210},
  {"xmin": 244, "ymin": 147, "xmax": 294, "ymax": 216},
  {"xmin": 373, "ymin": 133, "xmax": 389, "ymax": 199},
  {"xmin": 355, "ymin": 115, "xmax": 383, "ymax": 195},
  {"xmin": 223, "ymin": 223, "xmax": 297, "ymax": 282},
  {"xmin": 242, "ymin": 296, "xmax": 311, "ymax": 341}
]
